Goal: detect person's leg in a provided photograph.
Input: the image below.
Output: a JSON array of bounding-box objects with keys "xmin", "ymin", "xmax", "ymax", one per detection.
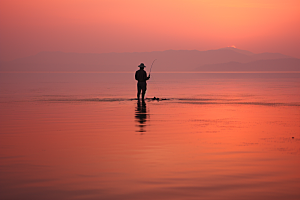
[
  {"xmin": 137, "ymin": 83, "xmax": 141, "ymax": 100},
  {"xmin": 141, "ymin": 89, "xmax": 145, "ymax": 101},
  {"xmin": 141, "ymin": 83, "xmax": 147, "ymax": 101}
]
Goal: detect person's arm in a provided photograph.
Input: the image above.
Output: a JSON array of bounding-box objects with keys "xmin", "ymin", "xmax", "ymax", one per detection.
[
  {"xmin": 135, "ymin": 71, "xmax": 138, "ymax": 81},
  {"xmin": 144, "ymin": 71, "xmax": 150, "ymax": 80}
]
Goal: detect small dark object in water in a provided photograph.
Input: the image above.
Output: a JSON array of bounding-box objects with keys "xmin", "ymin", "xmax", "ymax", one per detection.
[
  {"xmin": 151, "ymin": 97, "xmax": 169, "ymax": 101},
  {"xmin": 292, "ymin": 137, "xmax": 294, "ymax": 139},
  {"xmin": 152, "ymin": 96, "xmax": 160, "ymax": 101},
  {"xmin": 143, "ymin": 97, "xmax": 169, "ymax": 101}
]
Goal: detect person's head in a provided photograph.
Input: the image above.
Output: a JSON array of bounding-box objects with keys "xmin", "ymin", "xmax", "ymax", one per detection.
[{"xmin": 138, "ymin": 63, "xmax": 145, "ymax": 69}]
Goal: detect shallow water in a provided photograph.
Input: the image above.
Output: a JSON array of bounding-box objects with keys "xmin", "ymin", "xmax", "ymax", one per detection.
[{"xmin": 0, "ymin": 72, "xmax": 300, "ymax": 200}]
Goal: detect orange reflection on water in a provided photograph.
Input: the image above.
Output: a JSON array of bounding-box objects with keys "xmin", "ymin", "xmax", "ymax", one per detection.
[{"xmin": 1, "ymin": 96, "xmax": 299, "ymax": 199}]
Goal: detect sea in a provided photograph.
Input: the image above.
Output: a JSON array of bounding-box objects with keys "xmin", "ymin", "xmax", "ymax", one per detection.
[{"xmin": 0, "ymin": 72, "xmax": 300, "ymax": 200}]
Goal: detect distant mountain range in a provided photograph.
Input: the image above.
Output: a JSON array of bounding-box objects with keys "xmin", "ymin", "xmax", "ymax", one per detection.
[
  {"xmin": 195, "ymin": 58, "xmax": 300, "ymax": 71},
  {"xmin": 1, "ymin": 47, "xmax": 299, "ymax": 72}
]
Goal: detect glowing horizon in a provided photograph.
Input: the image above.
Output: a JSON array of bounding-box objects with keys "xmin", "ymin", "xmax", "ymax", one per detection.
[{"xmin": 0, "ymin": 0, "xmax": 299, "ymax": 61}]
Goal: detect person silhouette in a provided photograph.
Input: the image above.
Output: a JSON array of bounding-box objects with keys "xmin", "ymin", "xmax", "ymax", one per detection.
[{"xmin": 135, "ymin": 63, "xmax": 150, "ymax": 101}]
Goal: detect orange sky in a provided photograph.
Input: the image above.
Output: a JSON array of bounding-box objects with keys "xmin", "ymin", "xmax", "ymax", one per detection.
[{"xmin": 0, "ymin": 0, "xmax": 299, "ymax": 61}]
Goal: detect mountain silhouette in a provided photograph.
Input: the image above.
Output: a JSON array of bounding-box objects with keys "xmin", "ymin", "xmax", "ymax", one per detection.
[
  {"xmin": 0, "ymin": 47, "xmax": 296, "ymax": 72},
  {"xmin": 194, "ymin": 58, "xmax": 300, "ymax": 71}
]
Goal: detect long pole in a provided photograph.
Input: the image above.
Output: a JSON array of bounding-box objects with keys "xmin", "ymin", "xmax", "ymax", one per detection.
[{"xmin": 149, "ymin": 59, "xmax": 157, "ymax": 75}]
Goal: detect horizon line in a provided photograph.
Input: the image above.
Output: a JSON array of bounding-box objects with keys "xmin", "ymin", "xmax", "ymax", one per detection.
[
  {"xmin": 1, "ymin": 71, "xmax": 300, "ymax": 74},
  {"xmin": 2, "ymin": 46, "xmax": 298, "ymax": 62}
]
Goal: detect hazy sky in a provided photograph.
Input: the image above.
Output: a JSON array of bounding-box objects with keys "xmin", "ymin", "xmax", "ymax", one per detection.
[{"xmin": 0, "ymin": 0, "xmax": 299, "ymax": 61}]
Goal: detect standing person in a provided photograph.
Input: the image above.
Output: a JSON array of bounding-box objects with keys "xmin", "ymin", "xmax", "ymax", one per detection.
[{"xmin": 135, "ymin": 63, "xmax": 150, "ymax": 101}]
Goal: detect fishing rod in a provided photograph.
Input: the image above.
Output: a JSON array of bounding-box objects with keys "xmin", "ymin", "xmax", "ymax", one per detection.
[{"xmin": 149, "ymin": 59, "xmax": 157, "ymax": 75}]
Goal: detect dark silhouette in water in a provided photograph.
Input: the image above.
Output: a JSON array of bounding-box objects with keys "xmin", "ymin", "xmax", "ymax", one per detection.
[
  {"xmin": 135, "ymin": 101, "xmax": 148, "ymax": 133},
  {"xmin": 151, "ymin": 97, "xmax": 169, "ymax": 101},
  {"xmin": 135, "ymin": 63, "xmax": 150, "ymax": 102}
]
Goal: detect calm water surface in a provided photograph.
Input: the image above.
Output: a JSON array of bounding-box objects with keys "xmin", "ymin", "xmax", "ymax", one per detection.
[{"xmin": 1, "ymin": 72, "xmax": 300, "ymax": 200}]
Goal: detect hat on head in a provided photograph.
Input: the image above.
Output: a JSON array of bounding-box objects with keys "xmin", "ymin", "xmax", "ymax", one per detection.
[{"xmin": 138, "ymin": 63, "xmax": 145, "ymax": 68}]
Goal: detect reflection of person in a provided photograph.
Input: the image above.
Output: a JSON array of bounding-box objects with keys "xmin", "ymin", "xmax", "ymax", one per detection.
[
  {"xmin": 135, "ymin": 63, "xmax": 150, "ymax": 101},
  {"xmin": 135, "ymin": 101, "xmax": 147, "ymax": 133}
]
